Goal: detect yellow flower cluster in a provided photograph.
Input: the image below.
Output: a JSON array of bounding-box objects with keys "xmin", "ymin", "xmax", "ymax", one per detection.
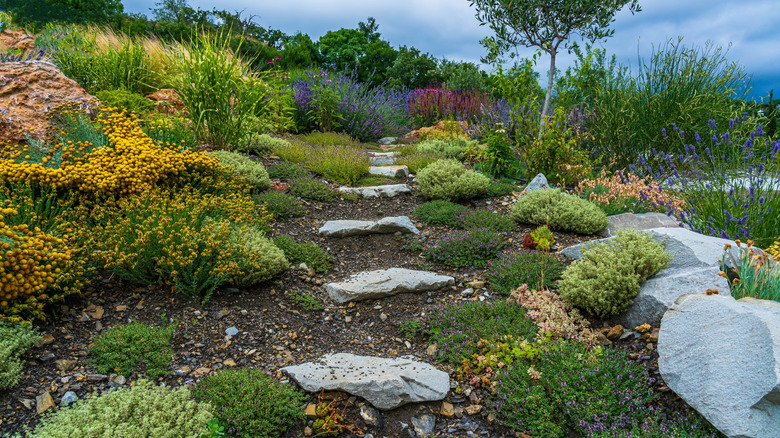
[
  {"xmin": 577, "ymin": 170, "xmax": 686, "ymax": 215},
  {"xmin": 0, "ymin": 208, "xmax": 72, "ymax": 309},
  {"xmin": 0, "ymin": 109, "xmax": 222, "ymax": 197},
  {"xmin": 767, "ymin": 239, "xmax": 779, "ymax": 261}
]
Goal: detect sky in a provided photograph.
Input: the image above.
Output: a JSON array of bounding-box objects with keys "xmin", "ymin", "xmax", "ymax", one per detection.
[{"xmin": 121, "ymin": 0, "xmax": 780, "ymax": 100}]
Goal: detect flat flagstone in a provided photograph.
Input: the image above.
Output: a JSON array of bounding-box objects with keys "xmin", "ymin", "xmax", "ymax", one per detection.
[
  {"xmin": 319, "ymin": 216, "xmax": 419, "ymax": 237},
  {"xmin": 325, "ymin": 268, "xmax": 454, "ymax": 304},
  {"xmin": 339, "ymin": 184, "xmax": 411, "ymax": 198},
  {"xmin": 369, "ymin": 165, "xmax": 409, "ymax": 178}
]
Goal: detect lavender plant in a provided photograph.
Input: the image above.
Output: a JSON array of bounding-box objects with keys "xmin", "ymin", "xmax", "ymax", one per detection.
[
  {"xmin": 424, "ymin": 228, "xmax": 505, "ymax": 267},
  {"xmin": 636, "ymin": 117, "xmax": 780, "ymax": 247}
]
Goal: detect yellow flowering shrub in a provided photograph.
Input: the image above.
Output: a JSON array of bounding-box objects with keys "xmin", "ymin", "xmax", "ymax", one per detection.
[
  {"xmin": 576, "ymin": 170, "xmax": 686, "ymax": 216},
  {"xmin": 0, "ymin": 109, "xmax": 222, "ymax": 197},
  {"xmin": 767, "ymin": 239, "xmax": 780, "ymax": 261}
]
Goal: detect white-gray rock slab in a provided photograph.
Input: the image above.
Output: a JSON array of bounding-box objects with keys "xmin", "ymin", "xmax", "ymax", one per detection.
[
  {"xmin": 339, "ymin": 184, "xmax": 411, "ymax": 198},
  {"xmin": 319, "ymin": 216, "xmax": 419, "ymax": 237},
  {"xmin": 370, "ymin": 152, "xmax": 396, "ymax": 166},
  {"xmin": 281, "ymin": 353, "xmax": 450, "ymax": 410},
  {"xmin": 597, "ymin": 213, "xmax": 683, "ymax": 238},
  {"xmin": 369, "ymin": 165, "xmax": 409, "ymax": 178},
  {"xmin": 523, "ymin": 173, "xmax": 550, "ymax": 192},
  {"xmin": 326, "ymin": 268, "xmax": 454, "ymax": 304},
  {"xmin": 377, "ymin": 137, "xmax": 397, "ymax": 145},
  {"xmin": 659, "ymin": 294, "xmax": 780, "ymax": 438}
]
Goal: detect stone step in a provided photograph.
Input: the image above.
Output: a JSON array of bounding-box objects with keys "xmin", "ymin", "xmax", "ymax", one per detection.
[
  {"xmin": 281, "ymin": 353, "xmax": 450, "ymax": 410},
  {"xmin": 318, "ymin": 216, "xmax": 419, "ymax": 237},
  {"xmin": 325, "ymin": 268, "xmax": 454, "ymax": 304},
  {"xmin": 369, "ymin": 152, "xmax": 396, "ymax": 166},
  {"xmin": 339, "ymin": 184, "xmax": 411, "ymax": 198},
  {"xmin": 369, "ymin": 165, "xmax": 409, "ymax": 178}
]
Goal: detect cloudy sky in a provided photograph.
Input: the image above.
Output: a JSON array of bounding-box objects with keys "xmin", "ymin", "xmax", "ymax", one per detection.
[{"xmin": 122, "ymin": 0, "xmax": 779, "ymax": 99}]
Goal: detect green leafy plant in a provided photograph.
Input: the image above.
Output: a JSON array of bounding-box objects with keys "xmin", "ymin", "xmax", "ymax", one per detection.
[
  {"xmin": 288, "ymin": 178, "xmax": 336, "ymax": 203},
  {"xmin": 89, "ymin": 320, "xmax": 176, "ymax": 379},
  {"xmin": 209, "ymin": 151, "xmax": 271, "ymax": 191},
  {"xmin": 297, "ymin": 131, "xmax": 361, "ymax": 147},
  {"xmin": 252, "ymin": 191, "xmax": 306, "ymax": 220},
  {"xmin": 238, "ymin": 134, "xmax": 292, "ymax": 156},
  {"xmin": 0, "ymin": 323, "xmax": 42, "ymax": 389},
  {"xmin": 16, "ymin": 379, "xmax": 213, "ymax": 438},
  {"xmin": 417, "ymin": 159, "xmax": 491, "ymax": 201},
  {"xmin": 273, "ymin": 235, "xmax": 333, "ymax": 274},
  {"xmin": 285, "ymin": 290, "xmax": 324, "ymax": 311},
  {"xmin": 413, "ymin": 200, "xmax": 468, "ymax": 227},
  {"xmin": 94, "ymin": 89, "xmax": 156, "ymax": 115},
  {"xmin": 397, "ymin": 319, "xmax": 423, "ymax": 339},
  {"xmin": 191, "ymin": 368, "xmax": 305, "ymax": 438},
  {"xmin": 486, "ymin": 250, "xmax": 563, "ymax": 294},
  {"xmin": 394, "ymin": 152, "xmax": 439, "ymax": 174},
  {"xmin": 454, "ymin": 209, "xmax": 516, "ymax": 231},
  {"xmin": 227, "ymin": 225, "xmax": 289, "ymax": 287},
  {"xmin": 472, "ymin": 124, "xmax": 521, "ymax": 178},
  {"xmin": 483, "ymin": 177, "xmax": 519, "ymax": 198},
  {"xmin": 558, "ymin": 230, "xmax": 672, "ymax": 318},
  {"xmin": 355, "ymin": 174, "xmax": 397, "ymax": 187},
  {"xmin": 510, "ymin": 188, "xmax": 608, "ymax": 234},
  {"xmin": 424, "ymin": 228, "xmax": 505, "ymax": 268},
  {"xmin": 396, "ymin": 235, "xmax": 424, "ymax": 252},
  {"xmin": 266, "ymin": 162, "xmax": 310, "ymax": 181},
  {"xmin": 416, "ymin": 137, "xmax": 477, "ymax": 160},
  {"xmin": 274, "ymin": 141, "xmax": 370, "ymax": 184},
  {"xmin": 528, "ymin": 225, "xmax": 555, "ymax": 251}
]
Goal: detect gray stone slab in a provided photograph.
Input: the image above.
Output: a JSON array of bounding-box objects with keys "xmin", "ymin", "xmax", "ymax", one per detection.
[
  {"xmin": 339, "ymin": 184, "xmax": 411, "ymax": 198},
  {"xmin": 369, "ymin": 165, "xmax": 409, "ymax": 178},
  {"xmin": 319, "ymin": 216, "xmax": 419, "ymax": 237},
  {"xmin": 325, "ymin": 268, "xmax": 454, "ymax": 304},
  {"xmin": 597, "ymin": 212, "xmax": 683, "ymax": 238}
]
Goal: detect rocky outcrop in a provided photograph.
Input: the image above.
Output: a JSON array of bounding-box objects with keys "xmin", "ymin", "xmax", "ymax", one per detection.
[
  {"xmin": 0, "ymin": 29, "xmax": 35, "ymax": 53},
  {"xmin": 658, "ymin": 294, "xmax": 780, "ymax": 438},
  {"xmin": 145, "ymin": 89, "xmax": 185, "ymax": 116},
  {"xmin": 596, "ymin": 212, "xmax": 682, "ymax": 237},
  {"xmin": 282, "ymin": 353, "xmax": 450, "ymax": 410},
  {"xmin": 0, "ymin": 61, "xmax": 96, "ymax": 144},
  {"xmin": 318, "ymin": 216, "xmax": 419, "ymax": 237},
  {"xmin": 325, "ymin": 268, "xmax": 454, "ymax": 304}
]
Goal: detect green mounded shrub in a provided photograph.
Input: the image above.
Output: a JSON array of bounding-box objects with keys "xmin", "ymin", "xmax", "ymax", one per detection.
[
  {"xmin": 238, "ymin": 133, "xmax": 292, "ymax": 156},
  {"xmin": 94, "ymin": 89, "xmax": 155, "ymax": 115},
  {"xmin": 210, "ymin": 151, "xmax": 271, "ymax": 191},
  {"xmin": 229, "ymin": 226, "xmax": 290, "ymax": 287},
  {"xmin": 285, "ymin": 290, "xmax": 324, "ymax": 311},
  {"xmin": 89, "ymin": 321, "xmax": 176, "ymax": 379},
  {"xmin": 266, "ymin": 162, "xmax": 310, "ymax": 181},
  {"xmin": 417, "ymin": 159, "xmax": 491, "ymax": 201},
  {"xmin": 558, "ymin": 230, "xmax": 672, "ymax": 318},
  {"xmin": 288, "ymin": 178, "xmax": 336, "ymax": 203},
  {"xmin": 395, "ymin": 152, "xmax": 439, "ymax": 174},
  {"xmin": 454, "ymin": 209, "xmax": 516, "ymax": 231},
  {"xmin": 16, "ymin": 379, "xmax": 213, "ymax": 438},
  {"xmin": 0, "ymin": 323, "xmax": 42, "ymax": 389},
  {"xmin": 510, "ymin": 189, "xmax": 608, "ymax": 235},
  {"xmin": 273, "ymin": 235, "xmax": 333, "ymax": 274},
  {"xmin": 424, "ymin": 228, "xmax": 505, "ymax": 268},
  {"xmin": 252, "ymin": 191, "xmax": 306, "ymax": 221},
  {"xmin": 413, "ymin": 200, "xmax": 468, "ymax": 227},
  {"xmin": 492, "ymin": 341, "xmax": 657, "ymax": 438},
  {"xmin": 426, "ymin": 300, "xmax": 537, "ymax": 365},
  {"xmin": 484, "ymin": 178, "xmax": 519, "ymax": 198},
  {"xmin": 416, "ymin": 137, "xmax": 477, "ymax": 159},
  {"xmin": 298, "ymin": 131, "xmax": 360, "ymax": 147},
  {"xmin": 487, "ymin": 251, "xmax": 563, "ymax": 294},
  {"xmin": 191, "ymin": 368, "xmax": 305, "ymax": 437}
]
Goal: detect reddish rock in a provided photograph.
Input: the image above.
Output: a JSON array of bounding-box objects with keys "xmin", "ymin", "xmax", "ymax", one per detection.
[
  {"xmin": 0, "ymin": 61, "xmax": 95, "ymax": 145},
  {"xmin": 606, "ymin": 325, "xmax": 625, "ymax": 341},
  {"xmin": 0, "ymin": 29, "xmax": 35, "ymax": 53},
  {"xmin": 145, "ymin": 89, "xmax": 185, "ymax": 115}
]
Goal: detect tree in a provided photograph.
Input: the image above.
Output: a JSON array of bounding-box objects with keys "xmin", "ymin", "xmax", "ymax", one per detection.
[
  {"xmin": 385, "ymin": 46, "xmax": 440, "ymax": 89},
  {"xmin": 469, "ymin": 0, "xmax": 641, "ymax": 127}
]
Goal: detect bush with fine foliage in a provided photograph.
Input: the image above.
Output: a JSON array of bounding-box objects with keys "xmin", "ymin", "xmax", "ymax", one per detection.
[
  {"xmin": 288, "ymin": 178, "xmax": 336, "ymax": 202},
  {"xmin": 267, "ymin": 162, "xmax": 310, "ymax": 181},
  {"xmin": 558, "ymin": 230, "xmax": 672, "ymax": 318},
  {"xmin": 1, "ymin": 323, "xmax": 42, "ymax": 389},
  {"xmin": 417, "ymin": 159, "xmax": 491, "ymax": 201},
  {"xmin": 252, "ymin": 191, "xmax": 306, "ymax": 220},
  {"xmin": 210, "ymin": 150, "xmax": 271, "ymax": 191},
  {"xmin": 94, "ymin": 89, "xmax": 155, "ymax": 115},
  {"xmin": 238, "ymin": 133, "xmax": 292, "ymax": 156},
  {"xmin": 273, "ymin": 235, "xmax": 333, "ymax": 274},
  {"xmin": 416, "ymin": 137, "xmax": 477, "ymax": 159},
  {"xmin": 227, "ymin": 225, "xmax": 290, "ymax": 287},
  {"xmin": 16, "ymin": 379, "xmax": 213, "ymax": 438},
  {"xmin": 191, "ymin": 368, "xmax": 305, "ymax": 438},
  {"xmin": 413, "ymin": 200, "xmax": 468, "ymax": 227},
  {"xmin": 510, "ymin": 189, "xmax": 608, "ymax": 235}
]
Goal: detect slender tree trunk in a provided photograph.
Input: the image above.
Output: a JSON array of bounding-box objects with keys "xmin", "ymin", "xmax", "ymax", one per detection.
[{"xmin": 540, "ymin": 49, "xmax": 556, "ymax": 132}]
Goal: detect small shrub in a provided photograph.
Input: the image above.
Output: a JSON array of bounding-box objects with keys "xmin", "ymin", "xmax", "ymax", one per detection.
[
  {"xmin": 94, "ymin": 89, "xmax": 155, "ymax": 115},
  {"xmin": 424, "ymin": 228, "xmax": 505, "ymax": 268},
  {"xmin": 413, "ymin": 200, "xmax": 468, "ymax": 227},
  {"xmin": 238, "ymin": 133, "xmax": 291, "ymax": 156},
  {"xmin": 767, "ymin": 239, "xmax": 780, "ymax": 261},
  {"xmin": 210, "ymin": 151, "xmax": 271, "ymax": 191},
  {"xmin": 267, "ymin": 162, "xmax": 310, "ymax": 181},
  {"xmin": 0, "ymin": 323, "xmax": 42, "ymax": 389},
  {"xmin": 285, "ymin": 290, "xmax": 324, "ymax": 311},
  {"xmin": 298, "ymin": 131, "xmax": 361, "ymax": 147},
  {"xmin": 397, "ymin": 319, "xmax": 423, "ymax": 339},
  {"xmin": 417, "ymin": 159, "xmax": 491, "ymax": 201},
  {"xmin": 455, "ymin": 209, "xmax": 516, "ymax": 231},
  {"xmin": 18, "ymin": 379, "xmax": 213, "ymax": 438},
  {"xmin": 228, "ymin": 225, "xmax": 289, "ymax": 287},
  {"xmin": 510, "ymin": 189, "xmax": 608, "ymax": 235},
  {"xmin": 508, "ymin": 284, "xmax": 598, "ymax": 346},
  {"xmin": 486, "ymin": 251, "xmax": 563, "ymax": 294},
  {"xmin": 191, "ymin": 368, "xmax": 305, "ymax": 438},
  {"xmin": 396, "ymin": 235, "xmax": 423, "ymax": 252},
  {"xmin": 558, "ymin": 230, "xmax": 672, "ymax": 318},
  {"xmin": 527, "ymin": 225, "xmax": 555, "ymax": 251},
  {"xmin": 492, "ymin": 341, "xmax": 657, "ymax": 438},
  {"xmin": 253, "ymin": 191, "xmax": 306, "ymax": 220},
  {"xmin": 416, "ymin": 137, "xmax": 477, "ymax": 159},
  {"xmin": 576, "ymin": 170, "xmax": 686, "ymax": 216},
  {"xmin": 395, "ymin": 152, "xmax": 439, "ymax": 174},
  {"xmin": 426, "ymin": 300, "xmax": 537, "ymax": 365},
  {"xmin": 274, "ymin": 139, "xmax": 370, "ymax": 184},
  {"xmin": 89, "ymin": 321, "xmax": 176, "ymax": 379},
  {"xmin": 273, "ymin": 235, "xmax": 333, "ymax": 274},
  {"xmin": 288, "ymin": 178, "xmax": 336, "ymax": 203},
  {"xmin": 141, "ymin": 116, "xmax": 199, "ymax": 151},
  {"xmin": 483, "ymin": 177, "xmax": 519, "ymax": 198},
  {"xmin": 355, "ymin": 174, "xmax": 397, "ymax": 187},
  {"xmin": 721, "ymin": 240, "xmax": 780, "ymax": 302}
]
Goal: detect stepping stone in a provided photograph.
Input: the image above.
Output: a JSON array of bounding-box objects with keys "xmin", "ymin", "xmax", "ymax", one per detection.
[
  {"xmin": 369, "ymin": 165, "xmax": 409, "ymax": 178},
  {"xmin": 377, "ymin": 136, "xmax": 397, "ymax": 145},
  {"xmin": 325, "ymin": 268, "xmax": 454, "ymax": 304},
  {"xmin": 370, "ymin": 152, "xmax": 396, "ymax": 166},
  {"xmin": 319, "ymin": 216, "xmax": 419, "ymax": 237},
  {"xmin": 597, "ymin": 212, "xmax": 683, "ymax": 238},
  {"xmin": 281, "ymin": 353, "xmax": 450, "ymax": 410},
  {"xmin": 339, "ymin": 184, "xmax": 411, "ymax": 198}
]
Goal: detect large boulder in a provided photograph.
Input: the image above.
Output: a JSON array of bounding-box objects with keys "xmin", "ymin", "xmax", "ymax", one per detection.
[
  {"xmin": 281, "ymin": 353, "xmax": 450, "ymax": 410},
  {"xmin": 658, "ymin": 294, "xmax": 780, "ymax": 438},
  {"xmin": 596, "ymin": 212, "xmax": 683, "ymax": 238},
  {"xmin": 0, "ymin": 61, "xmax": 95, "ymax": 144},
  {"xmin": 319, "ymin": 216, "xmax": 419, "ymax": 237},
  {"xmin": 325, "ymin": 268, "xmax": 454, "ymax": 304},
  {"xmin": 0, "ymin": 29, "xmax": 35, "ymax": 53},
  {"xmin": 523, "ymin": 173, "xmax": 550, "ymax": 193}
]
